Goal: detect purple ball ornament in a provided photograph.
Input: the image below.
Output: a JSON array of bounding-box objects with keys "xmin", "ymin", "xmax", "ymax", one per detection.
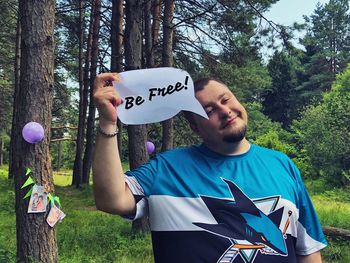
[
  {"xmin": 22, "ymin": 122, "xmax": 45, "ymax": 144},
  {"xmin": 146, "ymin": 141, "xmax": 155, "ymax": 154}
]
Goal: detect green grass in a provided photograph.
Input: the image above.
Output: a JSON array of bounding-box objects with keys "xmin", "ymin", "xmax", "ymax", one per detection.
[
  {"xmin": 305, "ymin": 179, "xmax": 350, "ymax": 262},
  {"xmin": 306, "ymin": 179, "xmax": 350, "ymax": 229},
  {"xmin": 0, "ymin": 166, "xmax": 16, "ymax": 262},
  {"xmin": 0, "ymin": 165, "xmax": 152, "ymax": 263},
  {"xmin": 1, "ymin": 165, "xmax": 350, "ymax": 262}
]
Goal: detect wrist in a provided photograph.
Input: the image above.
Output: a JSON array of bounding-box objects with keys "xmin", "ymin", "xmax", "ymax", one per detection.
[
  {"xmin": 98, "ymin": 124, "xmax": 118, "ymax": 138},
  {"xmin": 98, "ymin": 119, "xmax": 118, "ymax": 134}
]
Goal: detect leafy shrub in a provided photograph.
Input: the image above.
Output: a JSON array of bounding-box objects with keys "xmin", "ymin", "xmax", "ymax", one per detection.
[{"xmin": 292, "ymin": 64, "xmax": 350, "ymax": 186}]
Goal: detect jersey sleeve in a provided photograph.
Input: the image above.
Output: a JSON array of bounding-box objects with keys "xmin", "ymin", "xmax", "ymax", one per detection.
[
  {"xmin": 291, "ymin": 162, "xmax": 328, "ymax": 255},
  {"xmin": 123, "ymin": 156, "xmax": 159, "ymax": 220}
]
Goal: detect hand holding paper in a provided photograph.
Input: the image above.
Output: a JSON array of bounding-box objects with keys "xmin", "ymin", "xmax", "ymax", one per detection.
[
  {"xmin": 93, "ymin": 73, "xmax": 122, "ymax": 124},
  {"xmin": 113, "ymin": 67, "xmax": 208, "ymax": 125}
]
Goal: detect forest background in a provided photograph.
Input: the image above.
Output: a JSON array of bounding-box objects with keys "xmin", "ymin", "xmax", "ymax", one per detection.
[{"xmin": 0, "ymin": 0, "xmax": 350, "ymax": 262}]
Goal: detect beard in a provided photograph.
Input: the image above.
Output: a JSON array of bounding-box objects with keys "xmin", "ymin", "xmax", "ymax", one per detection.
[{"xmin": 222, "ymin": 125, "xmax": 247, "ymax": 143}]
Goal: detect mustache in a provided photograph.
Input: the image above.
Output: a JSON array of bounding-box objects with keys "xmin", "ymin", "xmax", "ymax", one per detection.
[{"xmin": 220, "ymin": 112, "xmax": 241, "ymax": 129}]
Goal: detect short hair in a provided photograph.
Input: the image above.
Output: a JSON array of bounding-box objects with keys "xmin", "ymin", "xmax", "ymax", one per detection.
[
  {"xmin": 192, "ymin": 77, "xmax": 226, "ymax": 92},
  {"xmin": 183, "ymin": 77, "xmax": 226, "ymax": 124}
]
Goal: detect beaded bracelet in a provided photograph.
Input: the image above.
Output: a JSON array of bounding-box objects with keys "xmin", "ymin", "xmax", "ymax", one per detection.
[{"xmin": 97, "ymin": 125, "xmax": 119, "ymax": 137}]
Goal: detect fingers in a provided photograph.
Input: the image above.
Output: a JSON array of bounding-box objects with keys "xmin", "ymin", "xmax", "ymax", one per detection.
[
  {"xmin": 93, "ymin": 73, "xmax": 123, "ymax": 123},
  {"xmin": 94, "ymin": 72, "xmax": 120, "ymax": 94},
  {"xmin": 95, "ymin": 86, "xmax": 122, "ymax": 106}
]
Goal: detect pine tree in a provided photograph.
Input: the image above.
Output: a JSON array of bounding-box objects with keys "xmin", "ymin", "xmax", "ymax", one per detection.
[{"xmin": 299, "ymin": 0, "xmax": 350, "ymax": 104}]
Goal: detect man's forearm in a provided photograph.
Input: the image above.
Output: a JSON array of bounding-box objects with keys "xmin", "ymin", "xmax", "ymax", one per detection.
[{"xmin": 92, "ymin": 123, "xmax": 135, "ymax": 215}]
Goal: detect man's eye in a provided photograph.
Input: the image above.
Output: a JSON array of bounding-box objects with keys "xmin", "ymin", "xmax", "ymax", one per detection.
[{"xmin": 206, "ymin": 109, "xmax": 214, "ymax": 115}]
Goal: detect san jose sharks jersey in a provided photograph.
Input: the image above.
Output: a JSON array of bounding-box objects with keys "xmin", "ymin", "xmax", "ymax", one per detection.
[{"xmin": 125, "ymin": 144, "xmax": 327, "ymax": 263}]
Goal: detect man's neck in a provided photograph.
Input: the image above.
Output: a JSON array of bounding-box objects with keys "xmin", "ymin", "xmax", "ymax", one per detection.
[{"xmin": 204, "ymin": 138, "xmax": 250, "ymax": 156}]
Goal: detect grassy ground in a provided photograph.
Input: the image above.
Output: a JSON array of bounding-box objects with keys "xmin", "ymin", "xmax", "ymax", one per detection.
[
  {"xmin": 305, "ymin": 179, "xmax": 350, "ymax": 262},
  {"xmin": 1, "ymin": 165, "xmax": 350, "ymax": 262},
  {"xmin": 0, "ymin": 165, "xmax": 152, "ymax": 263}
]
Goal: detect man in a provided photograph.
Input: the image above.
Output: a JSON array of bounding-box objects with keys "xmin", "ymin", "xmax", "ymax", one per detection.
[{"xmin": 93, "ymin": 73, "xmax": 327, "ymax": 263}]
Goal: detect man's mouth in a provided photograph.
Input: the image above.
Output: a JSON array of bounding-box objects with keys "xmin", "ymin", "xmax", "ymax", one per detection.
[{"xmin": 222, "ymin": 113, "xmax": 239, "ymax": 129}]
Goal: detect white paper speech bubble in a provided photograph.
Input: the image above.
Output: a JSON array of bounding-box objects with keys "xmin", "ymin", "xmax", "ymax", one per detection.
[{"xmin": 113, "ymin": 67, "xmax": 208, "ymax": 125}]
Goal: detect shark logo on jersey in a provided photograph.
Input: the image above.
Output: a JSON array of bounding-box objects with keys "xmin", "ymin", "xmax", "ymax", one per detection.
[{"xmin": 193, "ymin": 179, "xmax": 289, "ymax": 263}]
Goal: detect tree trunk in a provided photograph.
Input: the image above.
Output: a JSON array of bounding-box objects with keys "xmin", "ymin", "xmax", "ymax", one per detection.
[
  {"xmin": 323, "ymin": 226, "xmax": 350, "ymax": 240},
  {"xmin": 72, "ymin": 0, "xmax": 86, "ymax": 187},
  {"xmin": 125, "ymin": 0, "xmax": 150, "ymax": 232},
  {"xmin": 12, "ymin": 0, "xmax": 57, "ymax": 262},
  {"xmin": 8, "ymin": 11, "xmax": 21, "ymax": 179},
  {"xmin": 144, "ymin": 0, "xmax": 161, "ymax": 68},
  {"xmin": 73, "ymin": 0, "xmax": 94, "ymax": 185},
  {"xmin": 144, "ymin": 0, "xmax": 153, "ymax": 68},
  {"xmin": 82, "ymin": 0, "xmax": 101, "ymax": 185},
  {"xmin": 152, "ymin": 0, "xmax": 162, "ymax": 58},
  {"xmin": 57, "ymin": 141, "xmax": 62, "ymax": 171},
  {"xmin": 111, "ymin": 0, "xmax": 124, "ymax": 156},
  {"xmin": 0, "ymin": 137, "xmax": 3, "ymax": 166},
  {"xmin": 161, "ymin": 0, "xmax": 175, "ymax": 151}
]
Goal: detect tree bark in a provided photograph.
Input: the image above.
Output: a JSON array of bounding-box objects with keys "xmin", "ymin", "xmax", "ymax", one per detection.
[
  {"xmin": 125, "ymin": 0, "xmax": 150, "ymax": 232},
  {"xmin": 111, "ymin": 0, "xmax": 124, "ymax": 156},
  {"xmin": 0, "ymin": 137, "xmax": 3, "ymax": 166},
  {"xmin": 12, "ymin": 0, "xmax": 57, "ymax": 262},
  {"xmin": 161, "ymin": 0, "xmax": 175, "ymax": 151},
  {"xmin": 74, "ymin": 0, "xmax": 94, "ymax": 185},
  {"xmin": 57, "ymin": 141, "xmax": 62, "ymax": 171},
  {"xmin": 323, "ymin": 226, "xmax": 350, "ymax": 240},
  {"xmin": 8, "ymin": 10, "xmax": 21, "ymax": 179},
  {"xmin": 72, "ymin": 0, "xmax": 86, "ymax": 187},
  {"xmin": 144, "ymin": 0, "xmax": 153, "ymax": 68},
  {"xmin": 152, "ymin": 0, "xmax": 162, "ymax": 54},
  {"xmin": 111, "ymin": 0, "xmax": 124, "ymax": 74},
  {"xmin": 83, "ymin": 0, "xmax": 101, "ymax": 185},
  {"xmin": 145, "ymin": 0, "xmax": 161, "ymax": 68}
]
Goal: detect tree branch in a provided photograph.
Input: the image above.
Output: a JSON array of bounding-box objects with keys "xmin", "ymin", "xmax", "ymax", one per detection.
[{"xmin": 173, "ymin": 4, "xmax": 216, "ymax": 28}]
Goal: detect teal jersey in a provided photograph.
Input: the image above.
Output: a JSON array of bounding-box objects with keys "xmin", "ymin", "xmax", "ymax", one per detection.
[{"xmin": 125, "ymin": 144, "xmax": 327, "ymax": 263}]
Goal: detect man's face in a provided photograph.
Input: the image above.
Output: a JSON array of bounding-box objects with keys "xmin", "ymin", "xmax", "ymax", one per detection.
[{"xmin": 191, "ymin": 80, "xmax": 248, "ymax": 145}]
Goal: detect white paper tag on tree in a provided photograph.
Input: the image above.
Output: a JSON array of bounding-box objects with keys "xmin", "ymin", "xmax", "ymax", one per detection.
[
  {"xmin": 46, "ymin": 205, "xmax": 66, "ymax": 227},
  {"xmin": 27, "ymin": 185, "xmax": 47, "ymax": 213}
]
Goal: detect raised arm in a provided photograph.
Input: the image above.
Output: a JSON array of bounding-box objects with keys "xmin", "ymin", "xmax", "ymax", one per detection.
[{"xmin": 92, "ymin": 73, "xmax": 136, "ymax": 215}]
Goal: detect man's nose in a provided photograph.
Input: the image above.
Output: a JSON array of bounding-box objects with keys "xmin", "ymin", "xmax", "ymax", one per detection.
[{"xmin": 218, "ymin": 105, "xmax": 231, "ymax": 119}]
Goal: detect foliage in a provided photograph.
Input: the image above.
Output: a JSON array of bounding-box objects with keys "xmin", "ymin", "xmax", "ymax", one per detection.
[
  {"xmin": 50, "ymin": 141, "xmax": 77, "ymax": 170},
  {"xmin": 0, "ymin": 0, "xmax": 17, "ymax": 165},
  {"xmin": 245, "ymin": 102, "xmax": 280, "ymax": 140},
  {"xmin": 292, "ymin": 64, "xmax": 350, "ymax": 185},
  {"xmin": 245, "ymin": 102, "xmax": 296, "ymax": 155},
  {"xmin": 262, "ymin": 50, "xmax": 303, "ymax": 127},
  {"xmin": 0, "ymin": 166, "xmax": 15, "ymax": 262},
  {"xmin": 55, "ymin": 0, "xmax": 86, "ymax": 79},
  {"xmin": 0, "ymin": 0, "xmax": 17, "ymax": 79},
  {"xmin": 254, "ymin": 130, "xmax": 296, "ymax": 156},
  {"xmin": 174, "ymin": 0, "xmax": 278, "ymax": 104},
  {"xmin": 298, "ymin": 0, "xmax": 350, "ymax": 104},
  {"xmin": 0, "ymin": 79, "xmax": 13, "ymax": 137},
  {"xmin": 200, "ymin": 58, "xmax": 271, "ymax": 103}
]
